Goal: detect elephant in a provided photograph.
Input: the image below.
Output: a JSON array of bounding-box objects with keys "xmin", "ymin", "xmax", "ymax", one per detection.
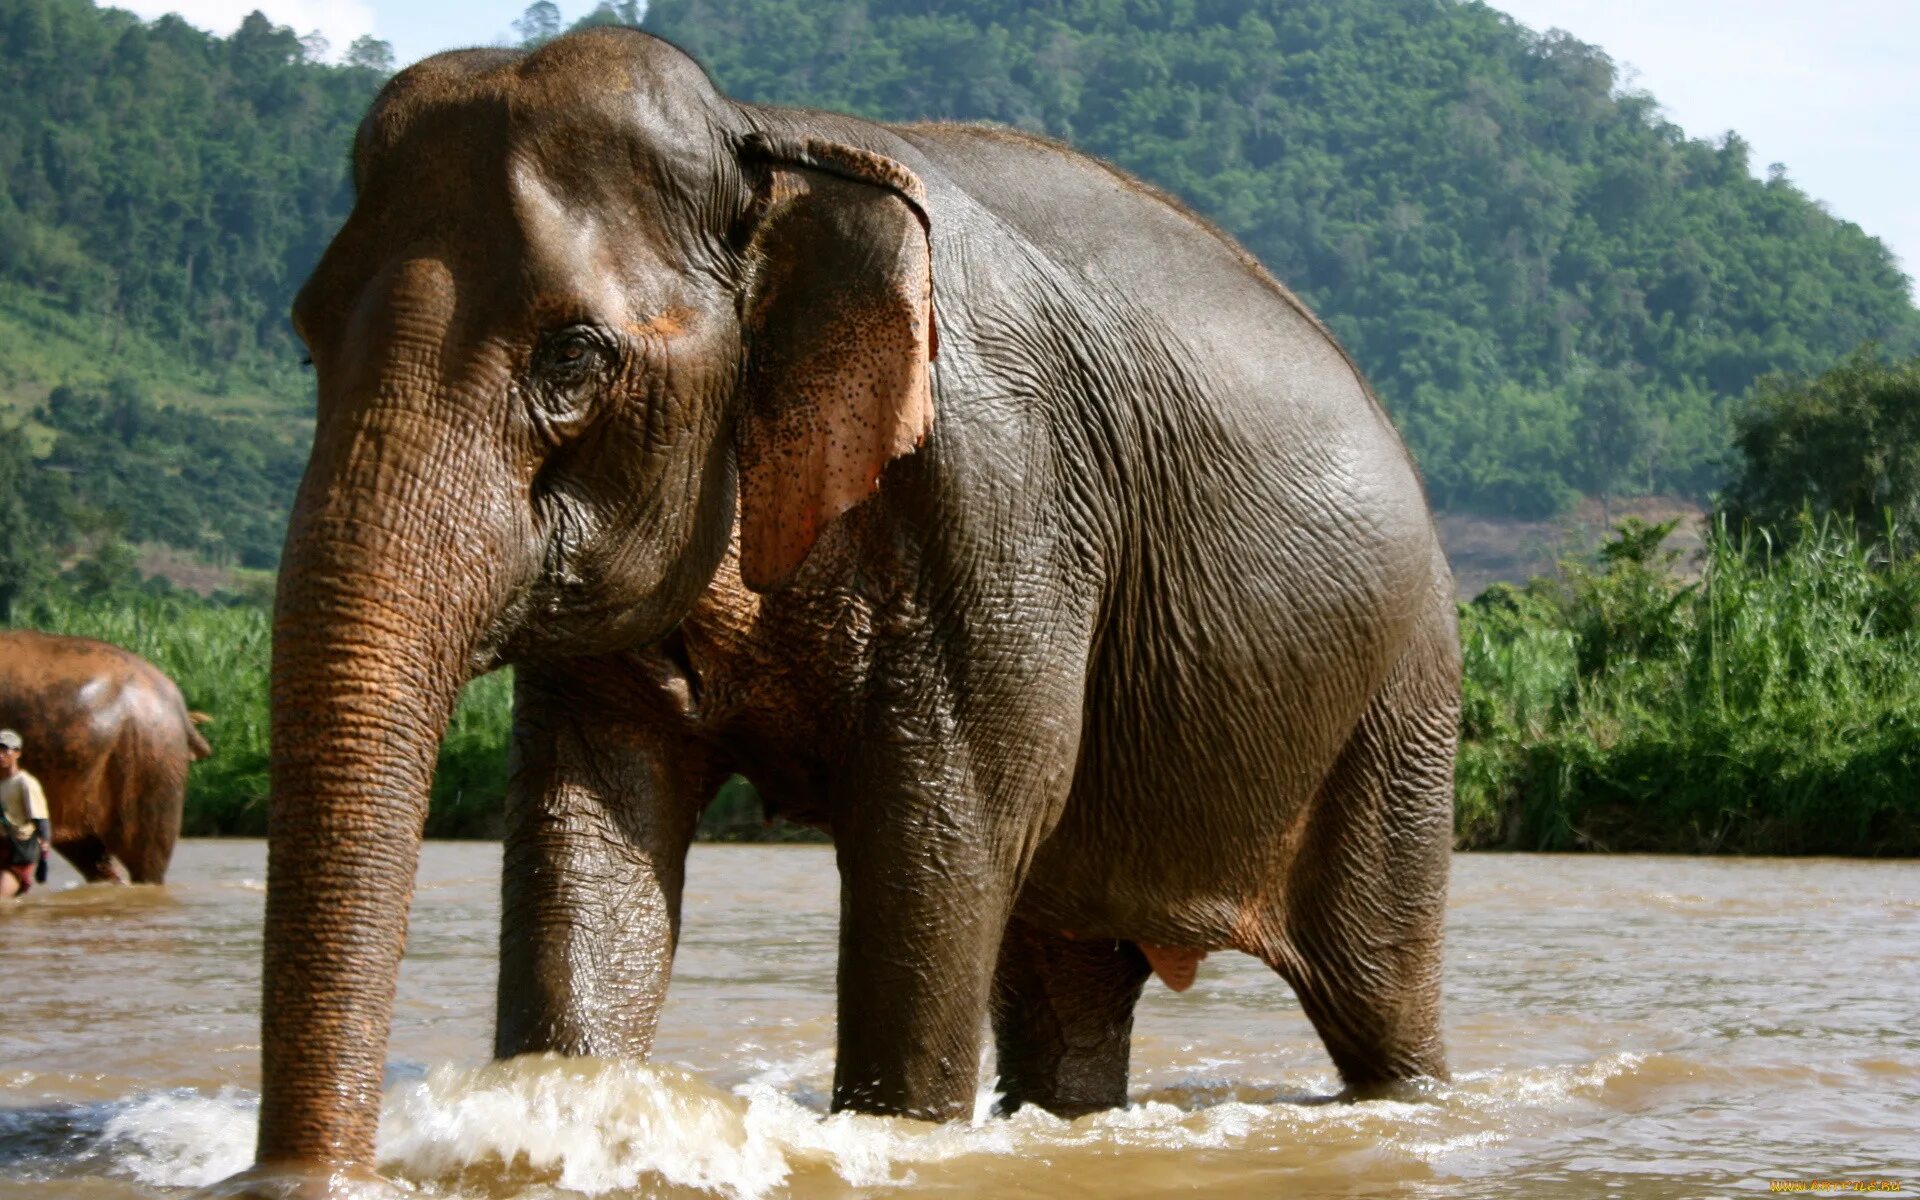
[
  {"xmin": 241, "ymin": 27, "xmax": 1460, "ymax": 1189},
  {"xmin": 0, "ymin": 630, "xmax": 210, "ymax": 883}
]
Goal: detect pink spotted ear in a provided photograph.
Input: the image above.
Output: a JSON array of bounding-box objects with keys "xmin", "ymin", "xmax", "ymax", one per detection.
[{"xmin": 734, "ymin": 136, "xmax": 937, "ymax": 592}]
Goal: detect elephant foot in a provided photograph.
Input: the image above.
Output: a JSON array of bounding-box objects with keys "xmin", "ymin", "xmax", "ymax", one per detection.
[
  {"xmin": 54, "ymin": 835, "xmax": 127, "ymax": 884},
  {"xmin": 1336, "ymin": 1075, "xmax": 1448, "ymax": 1104}
]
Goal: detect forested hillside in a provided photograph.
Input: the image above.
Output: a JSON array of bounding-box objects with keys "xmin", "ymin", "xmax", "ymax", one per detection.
[
  {"xmin": 643, "ymin": 0, "xmax": 1918, "ymax": 514},
  {"xmin": 0, "ymin": 0, "xmax": 1915, "ymax": 587},
  {"xmin": 0, "ymin": 0, "xmax": 379, "ymax": 374}
]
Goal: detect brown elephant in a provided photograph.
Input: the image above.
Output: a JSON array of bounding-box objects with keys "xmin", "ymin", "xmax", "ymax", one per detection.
[
  {"xmin": 237, "ymin": 28, "xmax": 1459, "ymax": 1191},
  {"xmin": 0, "ymin": 630, "xmax": 209, "ymax": 883}
]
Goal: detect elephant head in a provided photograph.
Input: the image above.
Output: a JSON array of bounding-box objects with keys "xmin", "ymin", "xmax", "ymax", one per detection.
[{"xmin": 256, "ymin": 28, "xmax": 935, "ymax": 1180}]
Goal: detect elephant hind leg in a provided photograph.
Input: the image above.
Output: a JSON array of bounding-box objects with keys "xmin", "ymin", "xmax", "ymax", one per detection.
[
  {"xmin": 54, "ymin": 834, "xmax": 125, "ymax": 884},
  {"xmin": 992, "ymin": 917, "xmax": 1152, "ymax": 1118},
  {"xmin": 114, "ymin": 743, "xmax": 186, "ymax": 884},
  {"xmin": 116, "ymin": 817, "xmax": 177, "ymax": 884},
  {"xmin": 1265, "ymin": 646, "xmax": 1458, "ymax": 1094}
]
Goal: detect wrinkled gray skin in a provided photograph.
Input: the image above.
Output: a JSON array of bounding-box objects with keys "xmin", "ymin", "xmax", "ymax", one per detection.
[{"xmin": 243, "ymin": 27, "xmax": 1459, "ymax": 1190}]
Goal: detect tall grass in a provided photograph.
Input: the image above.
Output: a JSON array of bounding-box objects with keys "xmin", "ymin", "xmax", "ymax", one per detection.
[
  {"xmin": 13, "ymin": 589, "xmax": 512, "ymax": 837},
  {"xmin": 8, "ymin": 589, "xmax": 788, "ymax": 841},
  {"xmin": 1459, "ymin": 518, "xmax": 1920, "ymax": 854},
  {"xmin": 17, "ymin": 516, "xmax": 1920, "ymax": 854}
]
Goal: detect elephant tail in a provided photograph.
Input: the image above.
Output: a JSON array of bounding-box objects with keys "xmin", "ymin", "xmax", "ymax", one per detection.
[{"xmin": 185, "ymin": 710, "xmax": 213, "ymax": 761}]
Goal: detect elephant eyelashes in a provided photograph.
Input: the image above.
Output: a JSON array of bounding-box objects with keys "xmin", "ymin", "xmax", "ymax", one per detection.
[
  {"xmin": 534, "ymin": 326, "xmax": 614, "ymax": 386},
  {"xmin": 528, "ymin": 324, "xmax": 618, "ymax": 434}
]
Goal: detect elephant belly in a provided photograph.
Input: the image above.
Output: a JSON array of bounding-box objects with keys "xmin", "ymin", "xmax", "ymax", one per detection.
[
  {"xmin": 1018, "ymin": 536, "xmax": 1436, "ymax": 959},
  {"xmin": 1021, "ymin": 715, "xmax": 1339, "ymax": 960}
]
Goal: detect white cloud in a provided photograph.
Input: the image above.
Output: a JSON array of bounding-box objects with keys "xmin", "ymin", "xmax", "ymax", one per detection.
[{"xmin": 115, "ymin": 1, "xmax": 379, "ymax": 61}]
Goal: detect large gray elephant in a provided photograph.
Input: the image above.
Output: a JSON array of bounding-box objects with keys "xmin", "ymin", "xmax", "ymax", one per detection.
[{"xmin": 243, "ymin": 27, "xmax": 1459, "ymax": 1189}]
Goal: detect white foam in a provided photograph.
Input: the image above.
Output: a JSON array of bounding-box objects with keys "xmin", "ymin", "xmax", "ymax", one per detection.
[
  {"xmin": 101, "ymin": 1088, "xmax": 257, "ymax": 1188},
  {"xmin": 377, "ymin": 1057, "xmax": 1041, "ymax": 1196},
  {"xmin": 380, "ymin": 1058, "xmax": 791, "ymax": 1197},
  {"xmin": 371, "ymin": 1057, "xmax": 1441, "ymax": 1196},
  {"xmin": 79, "ymin": 1051, "xmax": 1659, "ymax": 1197}
]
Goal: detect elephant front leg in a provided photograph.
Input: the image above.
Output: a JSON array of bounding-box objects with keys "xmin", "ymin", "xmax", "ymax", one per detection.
[
  {"xmin": 495, "ymin": 659, "xmax": 724, "ymax": 1061},
  {"xmin": 992, "ymin": 919, "xmax": 1150, "ymax": 1118},
  {"xmin": 831, "ymin": 794, "xmax": 1024, "ymax": 1120},
  {"xmin": 828, "ymin": 654, "xmax": 1090, "ymax": 1118}
]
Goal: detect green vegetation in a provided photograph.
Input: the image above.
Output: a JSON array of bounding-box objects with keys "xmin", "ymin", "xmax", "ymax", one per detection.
[
  {"xmin": 1458, "ymin": 517, "xmax": 1920, "ymax": 855},
  {"xmin": 0, "ymin": 286, "xmax": 303, "ymax": 419},
  {"xmin": 30, "ymin": 377, "xmax": 310, "ymax": 568},
  {"xmin": 0, "ymin": 1, "xmax": 380, "ymax": 381},
  {"xmin": 1459, "ymin": 351, "xmax": 1920, "ymax": 855},
  {"xmin": 643, "ymin": 0, "xmax": 1919, "ymax": 516},
  {"xmin": 1720, "ymin": 347, "xmax": 1920, "ymax": 551}
]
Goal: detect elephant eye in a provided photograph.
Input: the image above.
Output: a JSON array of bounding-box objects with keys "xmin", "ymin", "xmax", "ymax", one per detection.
[
  {"xmin": 526, "ymin": 325, "xmax": 618, "ymax": 443},
  {"xmin": 534, "ymin": 325, "xmax": 613, "ymax": 390}
]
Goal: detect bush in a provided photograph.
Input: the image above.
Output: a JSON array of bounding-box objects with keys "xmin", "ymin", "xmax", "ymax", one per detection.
[
  {"xmin": 1720, "ymin": 348, "xmax": 1920, "ymax": 550},
  {"xmin": 1458, "ymin": 517, "xmax": 1920, "ymax": 854}
]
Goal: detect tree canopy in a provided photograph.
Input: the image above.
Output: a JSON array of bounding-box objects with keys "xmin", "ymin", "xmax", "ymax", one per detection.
[
  {"xmin": 644, "ymin": 0, "xmax": 1919, "ymax": 514},
  {"xmin": 0, "ymin": 0, "xmax": 382, "ymax": 369},
  {"xmin": 1720, "ymin": 349, "xmax": 1920, "ymax": 549},
  {"xmin": 0, "ymin": 0, "xmax": 1914, "ymax": 571}
]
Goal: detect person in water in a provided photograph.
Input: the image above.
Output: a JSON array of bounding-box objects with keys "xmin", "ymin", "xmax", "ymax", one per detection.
[{"xmin": 0, "ymin": 729, "xmax": 51, "ymax": 899}]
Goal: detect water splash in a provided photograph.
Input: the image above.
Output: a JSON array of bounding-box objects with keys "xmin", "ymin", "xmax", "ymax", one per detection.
[
  {"xmin": 381, "ymin": 1058, "xmax": 792, "ymax": 1196},
  {"xmin": 61, "ymin": 1050, "xmax": 1662, "ymax": 1198},
  {"xmin": 101, "ymin": 1089, "xmax": 257, "ymax": 1188}
]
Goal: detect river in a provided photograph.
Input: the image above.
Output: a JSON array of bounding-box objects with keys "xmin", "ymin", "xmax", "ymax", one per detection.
[{"xmin": 1, "ymin": 842, "xmax": 1914, "ymax": 1197}]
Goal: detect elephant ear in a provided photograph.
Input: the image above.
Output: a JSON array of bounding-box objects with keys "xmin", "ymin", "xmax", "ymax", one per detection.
[{"xmin": 734, "ymin": 134, "xmax": 938, "ymax": 592}]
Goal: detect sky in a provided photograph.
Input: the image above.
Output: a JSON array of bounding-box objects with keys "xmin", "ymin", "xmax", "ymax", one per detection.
[{"xmin": 114, "ymin": 1, "xmax": 1919, "ymax": 291}]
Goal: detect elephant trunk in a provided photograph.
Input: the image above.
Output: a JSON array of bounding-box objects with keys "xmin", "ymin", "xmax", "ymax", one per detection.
[
  {"xmin": 257, "ymin": 613, "xmax": 453, "ymax": 1168},
  {"xmin": 255, "ymin": 399, "xmax": 511, "ymax": 1171}
]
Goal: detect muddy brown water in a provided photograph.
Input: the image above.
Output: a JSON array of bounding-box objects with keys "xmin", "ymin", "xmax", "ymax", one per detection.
[{"xmin": 1, "ymin": 842, "xmax": 1915, "ymax": 1198}]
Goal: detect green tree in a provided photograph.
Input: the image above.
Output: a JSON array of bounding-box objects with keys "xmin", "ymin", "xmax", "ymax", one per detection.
[
  {"xmin": 0, "ymin": 427, "xmax": 50, "ymax": 616},
  {"xmin": 1719, "ymin": 348, "xmax": 1920, "ymax": 547},
  {"xmin": 31, "ymin": 380, "xmax": 311, "ymax": 569},
  {"xmin": 346, "ymin": 34, "xmax": 396, "ymax": 73},
  {"xmin": 572, "ymin": 2, "xmax": 643, "ymax": 31},
  {"xmin": 1571, "ymin": 366, "xmax": 1654, "ymax": 519},
  {"xmin": 0, "ymin": 0, "xmax": 385, "ymax": 373},
  {"xmin": 514, "ymin": 2, "xmax": 563, "ymax": 47},
  {"xmin": 63, "ymin": 532, "xmax": 141, "ymax": 598}
]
